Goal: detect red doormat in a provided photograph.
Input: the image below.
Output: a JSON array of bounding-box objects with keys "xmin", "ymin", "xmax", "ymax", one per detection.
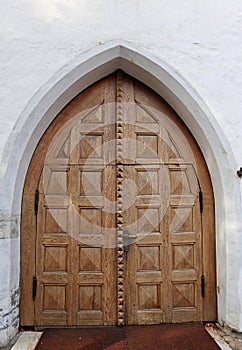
[{"xmin": 35, "ymin": 324, "xmax": 220, "ymax": 350}]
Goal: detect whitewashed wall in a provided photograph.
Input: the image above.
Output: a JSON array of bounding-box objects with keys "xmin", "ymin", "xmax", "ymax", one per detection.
[{"xmin": 0, "ymin": 1, "xmax": 242, "ymax": 347}]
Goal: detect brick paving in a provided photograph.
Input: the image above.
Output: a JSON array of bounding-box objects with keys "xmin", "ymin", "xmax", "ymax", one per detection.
[{"xmin": 35, "ymin": 323, "xmax": 220, "ymax": 350}]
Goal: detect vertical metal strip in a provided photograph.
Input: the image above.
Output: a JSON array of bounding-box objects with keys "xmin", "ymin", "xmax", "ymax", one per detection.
[{"xmin": 116, "ymin": 71, "xmax": 125, "ymax": 326}]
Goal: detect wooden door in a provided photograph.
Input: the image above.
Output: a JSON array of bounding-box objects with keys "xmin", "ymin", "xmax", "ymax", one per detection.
[
  {"xmin": 20, "ymin": 72, "xmax": 216, "ymax": 327},
  {"xmin": 21, "ymin": 76, "xmax": 118, "ymax": 326},
  {"xmin": 120, "ymin": 75, "xmax": 214, "ymax": 324}
]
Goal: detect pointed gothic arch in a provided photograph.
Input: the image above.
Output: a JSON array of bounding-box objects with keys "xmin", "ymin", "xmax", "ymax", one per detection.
[{"xmin": 1, "ymin": 41, "xmax": 241, "ymax": 333}]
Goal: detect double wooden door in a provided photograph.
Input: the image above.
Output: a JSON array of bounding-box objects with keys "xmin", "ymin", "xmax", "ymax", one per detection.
[{"xmin": 20, "ymin": 72, "xmax": 216, "ymax": 327}]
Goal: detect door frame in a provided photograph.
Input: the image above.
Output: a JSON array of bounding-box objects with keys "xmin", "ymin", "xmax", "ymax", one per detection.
[
  {"xmin": 2, "ymin": 41, "xmax": 241, "ymax": 333},
  {"xmin": 20, "ymin": 72, "xmax": 216, "ymax": 326}
]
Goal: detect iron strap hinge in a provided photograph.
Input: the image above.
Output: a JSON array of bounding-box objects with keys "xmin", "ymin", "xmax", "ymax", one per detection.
[
  {"xmin": 199, "ymin": 190, "xmax": 203, "ymax": 214},
  {"xmin": 34, "ymin": 189, "xmax": 39, "ymax": 216},
  {"xmin": 32, "ymin": 276, "xmax": 37, "ymax": 301},
  {"xmin": 201, "ymin": 275, "xmax": 205, "ymax": 298}
]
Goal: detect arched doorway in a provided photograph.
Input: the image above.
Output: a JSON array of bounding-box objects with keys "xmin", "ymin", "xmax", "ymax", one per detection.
[{"xmin": 20, "ymin": 71, "xmax": 216, "ymax": 327}]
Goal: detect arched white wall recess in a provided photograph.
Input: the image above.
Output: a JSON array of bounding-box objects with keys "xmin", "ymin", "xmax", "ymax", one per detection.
[{"xmin": 1, "ymin": 40, "xmax": 242, "ymax": 346}]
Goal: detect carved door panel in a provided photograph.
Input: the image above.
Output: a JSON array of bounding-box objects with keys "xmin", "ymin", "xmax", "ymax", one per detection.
[
  {"xmin": 123, "ymin": 164, "xmax": 202, "ymax": 324},
  {"xmin": 121, "ymin": 76, "xmax": 205, "ymax": 324},
  {"xmin": 35, "ymin": 168, "xmax": 73, "ymax": 326},
  {"xmin": 31, "ymin": 76, "xmax": 117, "ymax": 326},
  {"xmin": 35, "ymin": 165, "xmax": 117, "ymax": 326},
  {"xmin": 123, "ymin": 164, "xmax": 165, "ymax": 325}
]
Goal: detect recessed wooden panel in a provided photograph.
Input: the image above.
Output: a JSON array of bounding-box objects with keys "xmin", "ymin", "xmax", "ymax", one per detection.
[
  {"xmin": 138, "ymin": 207, "xmax": 159, "ymax": 233},
  {"xmin": 79, "ymin": 134, "xmax": 103, "ymax": 159},
  {"xmin": 172, "ymin": 283, "xmax": 195, "ymax": 308},
  {"xmin": 139, "ymin": 285, "xmax": 160, "ymax": 310},
  {"xmin": 56, "ymin": 135, "xmax": 70, "ymax": 159},
  {"xmin": 79, "ymin": 208, "xmax": 102, "ymax": 235},
  {"xmin": 167, "ymin": 138, "xmax": 181, "ymax": 159},
  {"xmin": 82, "ymin": 106, "xmax": 103, "ymax": 124},
  {"xmin": 56, "ymin": 137, "xmax": 70, "ymax": 159},
  {"xmin": 79, "ymin": 286, "xmax": 102, "ymax": 310},
  {"xmin": 171, "ymin": 206, "xmax": 193, "ymax": 232},
  {"xmin": 170, "ymin": 170, "xmax": 191, "ymax": 195},
  {"xmin": 45, "ymin": 208, "xmax": 67, "ymax": 233},
  {"xmin": 137, "ymin": 135, "xmax": 158, "ymax": 158},
  {"xmin": 136, "ymin": 170, "xmax": 158, "ymax": 195},
  {"xmin": 43, "ymin": 285, "xmax": 66, "ymax": 310},
  {"xmin": 80, "ymin": 171, "xmax": 102, "ymax": 195},
  {"xmin": 136, "ymin": 105, "xmax": 158, "ymax": 124},
  {"xmin": 172, "ymin": 244, "xmax": 194, "ymax": 270},
  {"xmin": 44, "ymin": 246, "xmax": 67, "ymax": 271},
  {"xmin": 46, "ymin": 171, "xmax": 68, "ymax": 195},
  {"xmin": 138, "ymin": 246, "xmax": 160, "ymax": 271},
  {"xmin": 79, "ymin": 247, "xmax": 101, "ymax": 271}
]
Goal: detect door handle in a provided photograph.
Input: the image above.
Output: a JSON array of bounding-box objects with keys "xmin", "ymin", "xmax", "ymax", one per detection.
[{"xmin": 123, "ymin": 230, "xmax": 137, "ymax": 252}]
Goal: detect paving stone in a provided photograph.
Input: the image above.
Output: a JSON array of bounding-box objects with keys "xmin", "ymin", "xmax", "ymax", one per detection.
[{"xmin": 11, "ymin": 332, "xmax": 42, "ymax": 350}]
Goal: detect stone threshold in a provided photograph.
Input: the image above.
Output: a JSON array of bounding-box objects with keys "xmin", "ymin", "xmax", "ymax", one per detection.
[
  {"xmin": 205, "ymin": 323, "xmax": 241, "ymax": 350},
  {"xmin": 11, "ymin": 332, "xmax": 42, "ymax": 350}
]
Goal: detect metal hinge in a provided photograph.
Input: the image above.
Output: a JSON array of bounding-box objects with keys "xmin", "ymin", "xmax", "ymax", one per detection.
[
  {"xmin": 199, "ymin": 190, "xmax": 203, "ymax": 214},
  {"xmin": 34, "ymin": 189, "xmax": 39, "ymax": 216},
  {"xmin": 201, "ymin": 275, "xmax": 205, "ymax": 298},
  {"xmin": 32, "ymin": 276, "xmax": 37, "ymax": 301}
]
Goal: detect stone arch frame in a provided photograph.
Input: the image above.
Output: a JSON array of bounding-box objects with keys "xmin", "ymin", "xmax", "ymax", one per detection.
[{"xmin": 1, "ymin": 40, "xmax": 242, "ymax": 345}]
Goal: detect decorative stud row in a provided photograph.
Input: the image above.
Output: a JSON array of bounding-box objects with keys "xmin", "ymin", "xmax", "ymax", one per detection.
[{"xmin": 116, "ymin": 71, "xmax": 125, "ymax": 326}]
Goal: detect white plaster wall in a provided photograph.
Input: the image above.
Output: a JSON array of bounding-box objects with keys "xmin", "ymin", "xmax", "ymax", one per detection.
[
  {"xmin": 0, "ymin": 1, "xmax": 241, "ymax": 164},
  {"xmin": 0, "ymin": 0, "xmax": 242, "ymax": 347}
]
